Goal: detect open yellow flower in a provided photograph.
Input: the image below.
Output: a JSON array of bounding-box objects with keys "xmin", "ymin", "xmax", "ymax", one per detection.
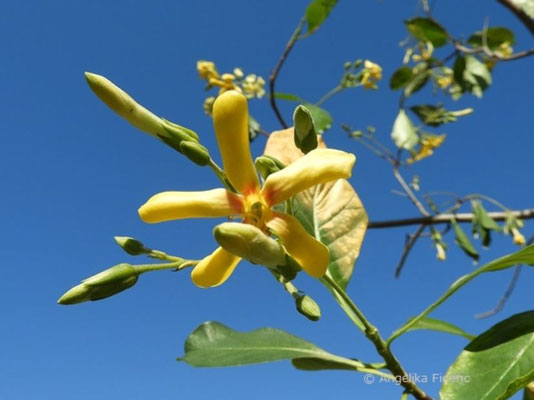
[{"xmin": 138, "ymin": 90, "xmax": 356, "ymax": 288}]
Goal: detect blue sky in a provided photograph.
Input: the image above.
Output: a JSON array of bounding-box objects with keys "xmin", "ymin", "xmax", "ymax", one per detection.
[{"xmin": 1, "ymin": 0, "xmax": 533, "ymax": 399}]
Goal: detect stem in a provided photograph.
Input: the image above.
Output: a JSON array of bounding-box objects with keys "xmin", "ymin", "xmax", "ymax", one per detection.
[
  {"xmin": 322, "ymin": 275, "xmax": 432, "ymax": 400},
  {"xmin": 269, "ymin": 18, "xmax": 306, "ymax": 128},
  {"xmin": 208, "ymin": 159, "xmax": 237, "ymax": 193},
  {"xmin": 316, "ymin": 85, "xmax": 344, "ymax": 106},
  {"xmin": 393, "ymin": 165, "xmax": 430, "ymax": 216},
  {"xmin": 394, "ymin": 224, "xmax": 426, "ymax": 278},
  {"xmin": 135, "ymin": 260, "xmax": 192, "ymax": 274},
  {"xmin": 367, "ymin": 208, "xmax": 534, "ymax": 229}
]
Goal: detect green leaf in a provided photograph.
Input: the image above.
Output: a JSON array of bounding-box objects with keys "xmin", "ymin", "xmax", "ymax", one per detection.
[
  {"xmin": 471, "ymin": 199, "xmax": 500, "ymax": 246},
  {"xmin": 441, "ymin": 311, "xmax": 534, "ymax": 400},
  {"xmin": 405, "ymin": 17, "xmax": 449, "ymax": 47},
  {"xmin": 404, "ymin": 68, "xmax": 430, "ymax": 97},
  {"xmin": 293, "ymin": 105, "xmax": 318, "ymax": 154},
  {"xmin": 302, "ymin": 103, "xmax": 332, "ymax": 133},
  {"xmin": 453, "ymin": 55, "xmax": 492, "ymax": 98},
  {"xmin": 305, "ymin": 0, "xmax": 339, "ymax": 34},
  {"xmin": 390, "ymin": 66, "xmax": 413, "ymax": 90},
  {"xmin": 179, "ymin": 321, "xmax": 362, "ymax": 369},
  {"xmin": 291, "ymin": 358, "xmax": 358, "ymax": 371},
  {"xmin": 452, "ymin": 218, "xmax": 479, "ymax": 261},
  {"xmin": 410, "ymin": 104, "xmax": 457, "ymax": 127},
  {"xmin": 391, "ymin": 109, "xmax": 419, "ymax": 150},
  {"xmin": 248, "ymin": 115, "xmax": 262, "ymax": 141},
  {"xmin": 509, "ymin": 0, "xmax": 534, "ymax": 18},
  {"xmin": 274, "ymin": 92, "xmax": 304, "ymax": 102},
  {"xmin": 263, "ymin": 130, "xmax": 368, "ymax": 290},
  {"xmin": 402, "ymin": 316, "xmax": 475, "ymax": 340},
  {"xmin": 468, "ymin": 27, "xmax": 515, "ymax": 49}
]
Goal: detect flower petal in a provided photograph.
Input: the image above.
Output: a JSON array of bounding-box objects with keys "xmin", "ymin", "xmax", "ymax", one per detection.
[
  {"xmin": 138, "ymin": 188, "xmax": 243, "ymax": 223},
  {"xmin": 213, "ymin": 90, "xmax": 259, "ymax": 195},
  {"xmin": 191, "ymin": 247, "xmax": 241, "ymax": 288},
  {"xmin": 267, "ymin": 213, "xmax": 329, "ymax": 278},
  {"xmin": 261, "ymin": 148, "xmax": 356, "ymax": 205}
]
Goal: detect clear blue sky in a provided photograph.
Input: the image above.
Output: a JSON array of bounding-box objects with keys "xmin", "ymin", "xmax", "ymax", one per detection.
[{"xmin": 1, "ymin": 1, "xmax": 533, "ymax": 399}]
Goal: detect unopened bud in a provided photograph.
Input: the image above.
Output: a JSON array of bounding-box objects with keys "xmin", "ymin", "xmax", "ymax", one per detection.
[
  {"xmin": 85, "ymin": 72, "xmax": 163, "ymax": 137},
  {"xmin": 275, "ymin": 254, "xmax": 302, "ymax": 281},
  {"xmin": 114, "ymin": 236, "xmax": 148, "ymax": 255},
  {"xmin": 161, "ymin": 119, "xmax": 199, "ymax": 142},
  {"xmin": 58, "ymin": 263, "xmax": 139, "ymax": 305},
  {"xmin": 179, "ymin": 141, "xmax": 211, "ymax": 166},
  {"xmin": 296, "ymin": 294, "xmax": 321, "ymax": 321},
  {"xmin": 255, "ymin": 155, "xmax": 284, "ymax": 179},
  {"xmin": 512, "ymin": 228, "xmax": 526, "ymax": 246},
  {"xmin": 213, "ymin": 222, "xmax": 286, "ymax": 267}
]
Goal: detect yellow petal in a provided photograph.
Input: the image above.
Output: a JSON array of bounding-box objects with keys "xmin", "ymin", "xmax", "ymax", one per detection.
[
  {"xmin": 213, "ymin": 90, "xmax": 259, "ymax": 195},
  {"xmin": 191, "ymin": 247, "xmax": 241, "ymax": 288},
  {"xmin": 267, "ymin": 213, "xmax": 329, "ymax": 278},
  {"xmin": 138, "ymin": 188, "xmax": 243, "ymax": 223},
  {"xmin": 261, "ymin": 148, "xmax": 355, "ymax": 205}
]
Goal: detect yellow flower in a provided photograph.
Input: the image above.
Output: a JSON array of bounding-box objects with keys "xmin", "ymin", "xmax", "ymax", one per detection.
[
  {"xmin": 203, "ymin": 96, "xmax": 216, "ymax": 116},
  {"xmin": 208, "ymin": 73, "xmax": 241, "ymax": 95},
  {"xmin": 407, "ymin": 134, "xmax": 446, "ymax": 163},
  {"xmin": 496, "ymin": 42, "xmax": 513, "ymax": 58},
  {"xmin": 436, "ymin": 75, "xmax": 453, "ymax": 89},
  {"xmin": 512, "ymin": 227, "xmax": 526, "ymax": 246},
  {"xmin": 242, "ymin": 74, "xmax": 266, "ymax": 99},
  {"xmin": 138, "ymin": 90, "xmax": 356, "ymax": 288},
  {"xmin": 436, "ymin": 242, "xmax": 446, "ymax": 261},
  {"xmin": 361, "ymin": 60, "xmax": 382, "ymax": 89},
  {"xmin": 412, "ymin": 41, "xmax": 434, "ymax": 62},
  {"xmin": 197, "ymin": 60, "xmax": 219, "ymax": 81}
]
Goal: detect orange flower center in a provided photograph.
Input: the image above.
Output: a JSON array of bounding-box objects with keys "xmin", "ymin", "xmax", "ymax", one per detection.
[{"xmin": 242, "ymin": 191, "xmax": 271, "ymax": 230}]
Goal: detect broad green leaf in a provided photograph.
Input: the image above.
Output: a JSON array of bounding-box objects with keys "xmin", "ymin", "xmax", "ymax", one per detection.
[
  {"xmin": 274, "ymin": 92, "xmax": 304, "ymax": 102},
  {"xmin": 303, "ymin": 103, "xmax": 332, "ymax": 133},
  {"xmin": 305, "ymin": 0, "xmax": 339, "ymax": 34},
  {"xmin": 390, "ymin": 66, "xmax": 413, "ymax": 90},
  {"xmin": 453, "ymin": 55, "xmax": 492, "ymax": 98},
  {"xmin": 404, "ymin": 68, "xmax": 430, "ymax": 97},
  {"xmin": 468, "ymin": 27, "xmax": 515, "ymax": 49},
  {"xmin": 179, "ymin": 321, "xmax": 362, "ymax": 369},
  {"xmin": 402, "ymin": 316, "xmax": 475, "ymax": 340},
  {"xmin": 405, "ymin": 17, "xmax": 449, "ymax": 47},
  {"xmin": 391, "ymin": 109, "xmax": 419, "ymax": 150},
  {"xmin": 293, "ymin": 105, "xmax": 318, "ymax": 154},
  {"xmin": 509, "ymin": 0, "xmax": 534, "ymax": 18},
  {"xmin": 441, "ymin": 311, "xmax": 534, "ymax": 400},
  {"xmin": 263, "ymin": 129, "xmax": 368, "ymax": 289},
  {"xmin": 452, "ymin": 217, "xmax": 479, "ymax": 261}
]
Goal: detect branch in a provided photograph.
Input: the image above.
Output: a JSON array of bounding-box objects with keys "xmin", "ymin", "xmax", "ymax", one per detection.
[
  {"xmin": 497, "ymin": 0, "xmax": 534, "ymax": 37},
  {"xmin": 393, "ymin": 165, "xmax": 430, "ymax": 216},
  {"xmin": 395, "ymin": 224, "xmax": 426, "ymax": 278},
  {"xmin": 454, "ymin": 42, "xmax": 534, "ymax": 61},
  {"xmin": 368, "ymin": 208, "xmax": 534, "ymax": 229},
  {"xmin": 269, "ymin": 18, "xmax": 305, "ymax": 128}
]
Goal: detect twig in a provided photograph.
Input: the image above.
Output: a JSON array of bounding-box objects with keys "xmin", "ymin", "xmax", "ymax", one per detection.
[
  {"xmin": 395, "ymin": 224, "xmax": 426, "ymax": 278},
  {"xmin": 475, "ymin": 235, "xmax": 534, "ymax": 318},
  {"xmin": 269, "ymin": 18, "xmax": 305, "ymax": 128},
  {"xmin": 453, "ymin": 42, "xmax": 534, "ymax": 61},
  {"xmin": 367, "ymin": 208, "xmax": 534, "ymax": 229},
  {"xmin": 393, "ymin": 165, "xmax": 430, "ymax": 216},
  {"xmin": 497, "ymin": 0, "xmax": 534, "ymax": 37}
]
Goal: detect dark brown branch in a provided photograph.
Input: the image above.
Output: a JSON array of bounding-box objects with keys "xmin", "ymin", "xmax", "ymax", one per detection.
[
  {"xmin": 269, "ymin": 18, "xmax": 305, "ymax": 128},
  {"xmin": 497, "ymin": 0, "xmax": 534, "ymax": 37},
  {"xmin": 368, "ymin": 208, "xmax": 534, "ymax": 229},
  {"xmin": 395, "ymin": 224, "xmax": 426, "ymax": 278}
]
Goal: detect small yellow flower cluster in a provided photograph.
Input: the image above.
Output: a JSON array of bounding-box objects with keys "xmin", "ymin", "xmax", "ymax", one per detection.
[
  {"xmin": 496, "ymin": 41, "xmax": 513, "ymax": 58},
  {"xmin": 360, "ymin": 60, "xmax": 383, "ymax": 90},
  {"xmin": 412, "ymin": 41, "xmax": 434, "ymax": 62},
  {"xmin": 197, "ymin": 60, "xmax": 266, "ymax": 115},
  {"xmin": 407, "ymin": 134, "xmax": 446, "ymax": 164}
]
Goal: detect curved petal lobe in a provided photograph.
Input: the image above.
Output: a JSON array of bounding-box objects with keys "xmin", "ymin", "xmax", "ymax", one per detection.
[
  {"xmin": 267, "ymin": 213, "xmax": 329, "ymax": 278},
  {"xmin": 191, "ymin": 247, "xmax": 241, "ymax": 288},
  {"xmin": 261, "ymin": 148, "xmax": 356, "ymax": 205},
  {"xmin": 213, "ymin": 90, "xmax": 259, "ymax": 195},
  {"xmin": 138, "ymin": 188, "xmax": 243, "ymax": 223}
]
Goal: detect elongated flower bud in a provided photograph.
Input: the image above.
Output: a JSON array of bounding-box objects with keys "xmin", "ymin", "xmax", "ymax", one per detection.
[
  {"xmin": 255, "ymin": 155, "xmax": 285, "ymax": 179},
  {"xmin": 85, "ymin": 72, "xmax": 164, "ymax": 137},
  {"xmin": 213, "ymin": 222, "xmax": 286, "ymax": 267},
  {"xmin": 58, "ymin": 263, "xmax": 139, "ymax": 305},
  {"xmin": 114, "ymin": 236, "xmax": 148, "ymax": 255},
  {"xmin": 295, "ymin": 294, "xmax": 321, "ymax": 321},
  {"xmin": 179, "ymin": 141, "xmax": 211, "ymax": 166}
]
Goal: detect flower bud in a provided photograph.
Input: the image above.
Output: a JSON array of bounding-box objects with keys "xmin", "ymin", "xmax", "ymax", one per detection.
[
  {"xmin": 512, "ymin": 228, "xmax": 526, "ymax": 246},
  {"xmin": 255, "ymin": 155, "xmax": 284, "ymax": 179},
  {"xmin": 114, "ymin": 236, "xmax": 148, "ymax": 255},
  {"xmin": 295, "ymin": 294, "xmax": 321, "ymax": 321},
  {"xmin": 85, "ymin": 72, "xmax": 163, "ymax": 137},
  {"xmin": 58, "ymin": 263, "xmax": 139, "ymax": 305},
  {"xmin": 213, "ymin": 222, "xmax": 286, "ymax": 267},
  {"xmin": 179, "ymin": 141, "xmax": 211, "ymax": 166}
]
